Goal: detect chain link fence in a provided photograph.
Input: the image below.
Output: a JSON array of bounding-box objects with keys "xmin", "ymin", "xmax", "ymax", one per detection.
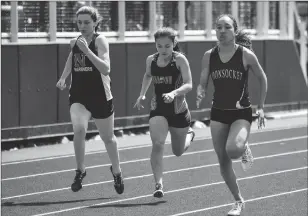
[{"xmin": 0, "ymin": 1, "xmax": 287, "ymax": 33}]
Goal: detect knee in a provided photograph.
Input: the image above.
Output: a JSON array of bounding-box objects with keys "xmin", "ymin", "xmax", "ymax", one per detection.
[
  {"xmin": 101, "ymin": 134, "xmax": 116, "ymax": 145},
  {"xmin": 172, "ymin": 148, "xmax": 183, "ymax": 157},
  {"xmin": 73, "ymin": 124, "xmax": 87, "ymax": 137},
  {"xmin": 172, "ymin": 146, "xmax": 184, "ymax": 157},
  {"xmin": 217, "ymin": 154, "xmax": 231, "ymax": 168},
  {"xmin": 152, "ymin": 141, "xmax": 165, "ymax": 152},
  {"xmin": 226, "ymin": 140, "xmax": 246, "ymax": 159}
]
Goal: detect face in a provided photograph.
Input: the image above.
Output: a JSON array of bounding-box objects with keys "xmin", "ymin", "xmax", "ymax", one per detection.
[
  {"xmin": 77, "ymin": 14, "xmax": 96, "ymax": 36},
  {"xmin": 155, "ymin": 36, "xmax": 174, "ymax": 59},
  {"xmin": 215, "ymin": 16, "xmax": 236, "ymax": 44}
]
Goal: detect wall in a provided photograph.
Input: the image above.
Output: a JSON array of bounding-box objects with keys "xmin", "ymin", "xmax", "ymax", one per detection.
[{"xmin": 1, "ymin": 40, "xmax": 307, "ymax": 134}]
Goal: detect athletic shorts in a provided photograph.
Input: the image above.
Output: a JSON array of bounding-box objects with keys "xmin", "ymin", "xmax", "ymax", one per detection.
[
  {"xmin": 210, "ymin": 107, "xmax": 252, "ymax": 125},
  {"xmin": 149, "ymin": 109, "xmax": 191, "ymax": 128},
  {"xmin": 69, "ymin": 95, "xmax": 114, "ymax": 119}
]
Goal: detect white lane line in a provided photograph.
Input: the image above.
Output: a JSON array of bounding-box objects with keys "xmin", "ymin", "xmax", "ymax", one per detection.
[
  {"xmin": 2, "ymin": 149, "xmax": 307, "ymax": 200},
  {"xmin": 2, "ymin": 135, "xmax": 307, "ymax": 181},
  {"xmin": 168, "ymin": 188, "xmax": 308, "ymax": 216},
  {"xmin": 2, "ymin": 125, "xmax": 306, "ymax": 166},
  {"xmin": 30, "ymin": 166, "xmax": 308, "ymax": 216}
]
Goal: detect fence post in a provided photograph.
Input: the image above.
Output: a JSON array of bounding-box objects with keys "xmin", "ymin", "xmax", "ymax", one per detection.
[
  {"xmin": 49, "ymin": 1, "xmax": 57, "ymax": 42},
  {"xmin": 231, "ymin": 1, "xmax": 238, "ymax": 23},
  {"xmin": 263, "ymin": 1, "xmax": 269, "ymax": 37},
  {"xmin": 288, "ymin": 2, "xmax": 295, "ymax": 39},
  {"xmin": 257, "ymin": 1, "xmax": 264, "ymax": 37},
  {"xmin": 205, "ymin": 1, "xmax": 212, "ymax": 38},
  {"xmin": 178, "ymin": 1, "xmax": 185, "ymax": 40},
  {"xmin": 149, "ymin": 1, "xmax": 156, "ymax": 40},
  {"xmin": 10, "ymin": 1, "xmax": 18, "ymax": 42},
  {"xmin": 118, "ymin": 1, "xmax": 125, "ymax": 41},
  {"xmin": 279, "ymin": 1, "xmax": 288, "ymax": 38}
]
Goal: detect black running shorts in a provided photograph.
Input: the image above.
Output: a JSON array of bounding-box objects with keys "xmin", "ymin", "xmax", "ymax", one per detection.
[
  {"xmin": 210, "ymin": 107, "xmax": 252, "ymax": 125},
  {"xmin": 149, "ymin": 109, "xmax": 191, "ymax": 128},
  {"xmin": 69, "ymin": 95, "xmax": 114, "ymax": 119}
]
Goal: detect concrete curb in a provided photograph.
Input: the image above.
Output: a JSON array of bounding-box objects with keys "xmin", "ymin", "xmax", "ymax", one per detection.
[
  {"xmin": 1, "ymin": 111, "xmax": 307, "ymax": 164},
  {"xmin": 1, "ymin": 101, "xmax": 307, "ymax": 142}
]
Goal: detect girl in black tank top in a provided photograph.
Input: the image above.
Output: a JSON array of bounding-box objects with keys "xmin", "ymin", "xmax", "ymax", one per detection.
[
  {"xmin": 56, "ymin": 6, "xmax": 124, "ymax": 194},
  {"xmin": 195, "ymin": 14, "xmax": 268, "ymax": 216},
  {"xmin": 70, "ymin": 33, "xmax": 107, "ymax": 100},
  {"xmin": 134, "ymin": 27, "xmax": 195, "ymax": 198},
  {"xmin": 150, "ymin": 52, "xmax": 188, "ymax": 115},
  {"xmin": 209, "ymin": 45, "xmax": 250, "ymax": 110}
]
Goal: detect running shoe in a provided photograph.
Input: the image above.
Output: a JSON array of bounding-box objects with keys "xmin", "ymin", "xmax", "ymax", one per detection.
[
  {"xmin": 188, "ymin": 127, "xmax": 195, "ymax": 142},
  {"xmin": 71, "ymin": 169, "xmax": 87, "ymax": 192},
  {"xmin": 228, "ymin": 200, "xmax": 245, "ymax": 216},
  {"xmin": 184, "ymin": 128, "xmax": 196, "ymax": 151},
  {"xmin": 153, "ymin": 183, "xmax": 164, "ymax": 198},
  {"xmin": 241, "ymin": 144, "xmax": 254, "ymax": 171},
  {"xmin": 110, "ymin": 166, "xmax": 124, "ymax": 194}
]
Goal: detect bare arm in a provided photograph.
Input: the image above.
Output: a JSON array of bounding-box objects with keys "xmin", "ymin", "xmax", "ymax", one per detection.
[
  {"xmin": 85, "ymin": 35, "xmax": 110, "ymax": 76},
  {"xmin": 171, "ymin": 54, "xmax": 193, "ymax": 96},
  {"xmin": 139, "ymin": 55, "xmax": 153, "ymax": 98},
  {"xmin": 198, "ymin": 50, "xmax": 211, "ymax": 89},
  {"xmin": 59, "ymin": 39, "xmax": 76, "ymax": 80},
  {"xmin": 244, "ymin": 48, "xmax": 268, "ymax": 109}
]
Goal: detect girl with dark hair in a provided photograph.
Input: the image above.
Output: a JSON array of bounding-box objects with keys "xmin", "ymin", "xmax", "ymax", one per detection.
[
  {"xmin": 56, "ymin": 6, "xmax": 124, "ymax": 194},
  {"xmin": 134, "ymin": 27, "xmax": 195, "ymax": 198},
  {"xmin": 196, "ymin": 14, "xmax": 268, "ymax": 215}
]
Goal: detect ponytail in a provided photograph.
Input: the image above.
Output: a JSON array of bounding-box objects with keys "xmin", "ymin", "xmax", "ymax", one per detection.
[
  {"xmin": 235, "ymin": 30, "xmax": 253, "ymax": 51},
  {"xmin": 173, "ymin": 40, "xmax": 186, "ymax": 55},
  {"xmin": 173, "ymin": 41, "xmax": 182, "ymax": 52},
  {"xmin": 94, "ymin": 23, "xmax": 100, "ymax": 32}
]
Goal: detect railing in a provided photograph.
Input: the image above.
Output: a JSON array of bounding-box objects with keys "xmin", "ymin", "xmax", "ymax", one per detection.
[
  {"xmin": 1, "ymin": 1, "xmax": 307, "ymax": 84},
  {"xmin": 1, "ymin": 1, "xmax": 290, "ymax": 43}
]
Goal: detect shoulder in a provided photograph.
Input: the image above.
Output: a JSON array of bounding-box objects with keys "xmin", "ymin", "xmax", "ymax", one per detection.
[
  {"xmin": 202, "ymin": 48, "xmax": 214, "ymax": 63},
  {"xmin": 174, "ymin": 52, "xmax": 189, "ymax": 65},
  {"xmin": 69, "ymin": 37, "xmax": 78, "ymax": 48},
  {"xmin": 146, "ymin": 53, "xmax": 156, "ymax": 62},
  {"xmin": 146, "ymin": 54, "xmax": 156, "ymax": 66},
  {"xmin": 204, "ymin": 48, "xmax": 213, "ymax": 58},
  {"xmin": 95, "ymin": 34, "xmax": 109, "ymax": 49},
  {"xmin": 242, "ymin": 46, "xmax": 258, "ymax": 64}
]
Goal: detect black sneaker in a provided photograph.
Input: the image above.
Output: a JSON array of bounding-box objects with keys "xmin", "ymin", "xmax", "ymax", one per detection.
[
  {"xmin": 71, "ymin": 170, "xmax": 86, "ymax": 192},
  {"xmin": 153, "ymin": 183, "xmax": 164, "ymax": 198},
  {"xmin": 188, "ymin": 128, "xmax": 195, "ymax": 142},
  {"xmin": 184, "ymin": 128, "xmax": 195, "ymax": 152},
  {"xmin": 110, "ymin": 166, "xmax": 124, "ymax": 194}
]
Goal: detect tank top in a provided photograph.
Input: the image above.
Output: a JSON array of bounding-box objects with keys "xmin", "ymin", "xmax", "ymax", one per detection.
[
  {"xmin": 209, "ymin": 45, "xmax": 251, "ymax": 110},
  {"xmin": 69, "ymin": 33, "xmax": 112, "ymax": 101},
  {"xmin": 150, "ymin": 52, "xmax": 188, "ymax": 115}
]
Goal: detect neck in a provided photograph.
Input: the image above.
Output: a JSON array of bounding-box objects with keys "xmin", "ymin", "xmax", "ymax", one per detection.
[
  {"xmin": 218, "ymin": 41, "xmax": 236, "ymax": 53},
  {"xmin": 82, "ymin": 32, "xmax": 95, "ymax": 42},
  {"xmin": 159, "ymin": 53, "xmax": 172, "ymax": 62}
]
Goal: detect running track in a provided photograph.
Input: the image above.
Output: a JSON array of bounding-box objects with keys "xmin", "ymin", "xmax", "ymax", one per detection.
[{"xmin": 1, "ymin": 125, "xmax": 307, "ymax": 216}]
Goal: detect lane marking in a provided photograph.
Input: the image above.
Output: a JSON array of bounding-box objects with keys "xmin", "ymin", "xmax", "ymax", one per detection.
[
  {"xmin": 2, "ymin": 125, "xmax": 306, "ymax": 166},
  {"xmin": 30, "ymin": 167, "xmax": 308, "ymax": 216},
  {"xmin": 168, "ymin": 188, "xmax": 308, "ymax": 216},
  {"xmin": 2, "ymin": 150, "xmax": 307, "ymax": 200},
  {"xmin": 2, "ymin": 136, "xmax": 307, "ymax": 181}
]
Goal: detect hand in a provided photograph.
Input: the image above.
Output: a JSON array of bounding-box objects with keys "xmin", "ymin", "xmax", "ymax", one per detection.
[
  {"xmin": 162, "ymin": 92, "xmax": 175, "ymax": 103},
  {"xmin": 134, "ymin": 95, "xmax": 146, "ymax": 110},
  {"xmin": 256, "ymin": 108, "xmax": 265, "ymax": 129},
  {"xmin": 196, "ymin": 84, "xmax": 205, "ymax": 108},
  {"xmin": 56, "ymin": 78, "xmax": 66, "ymax": 90},
  {"xmin": 76, "ymin": 37, "xmax": 90, "ymax": 54}
]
